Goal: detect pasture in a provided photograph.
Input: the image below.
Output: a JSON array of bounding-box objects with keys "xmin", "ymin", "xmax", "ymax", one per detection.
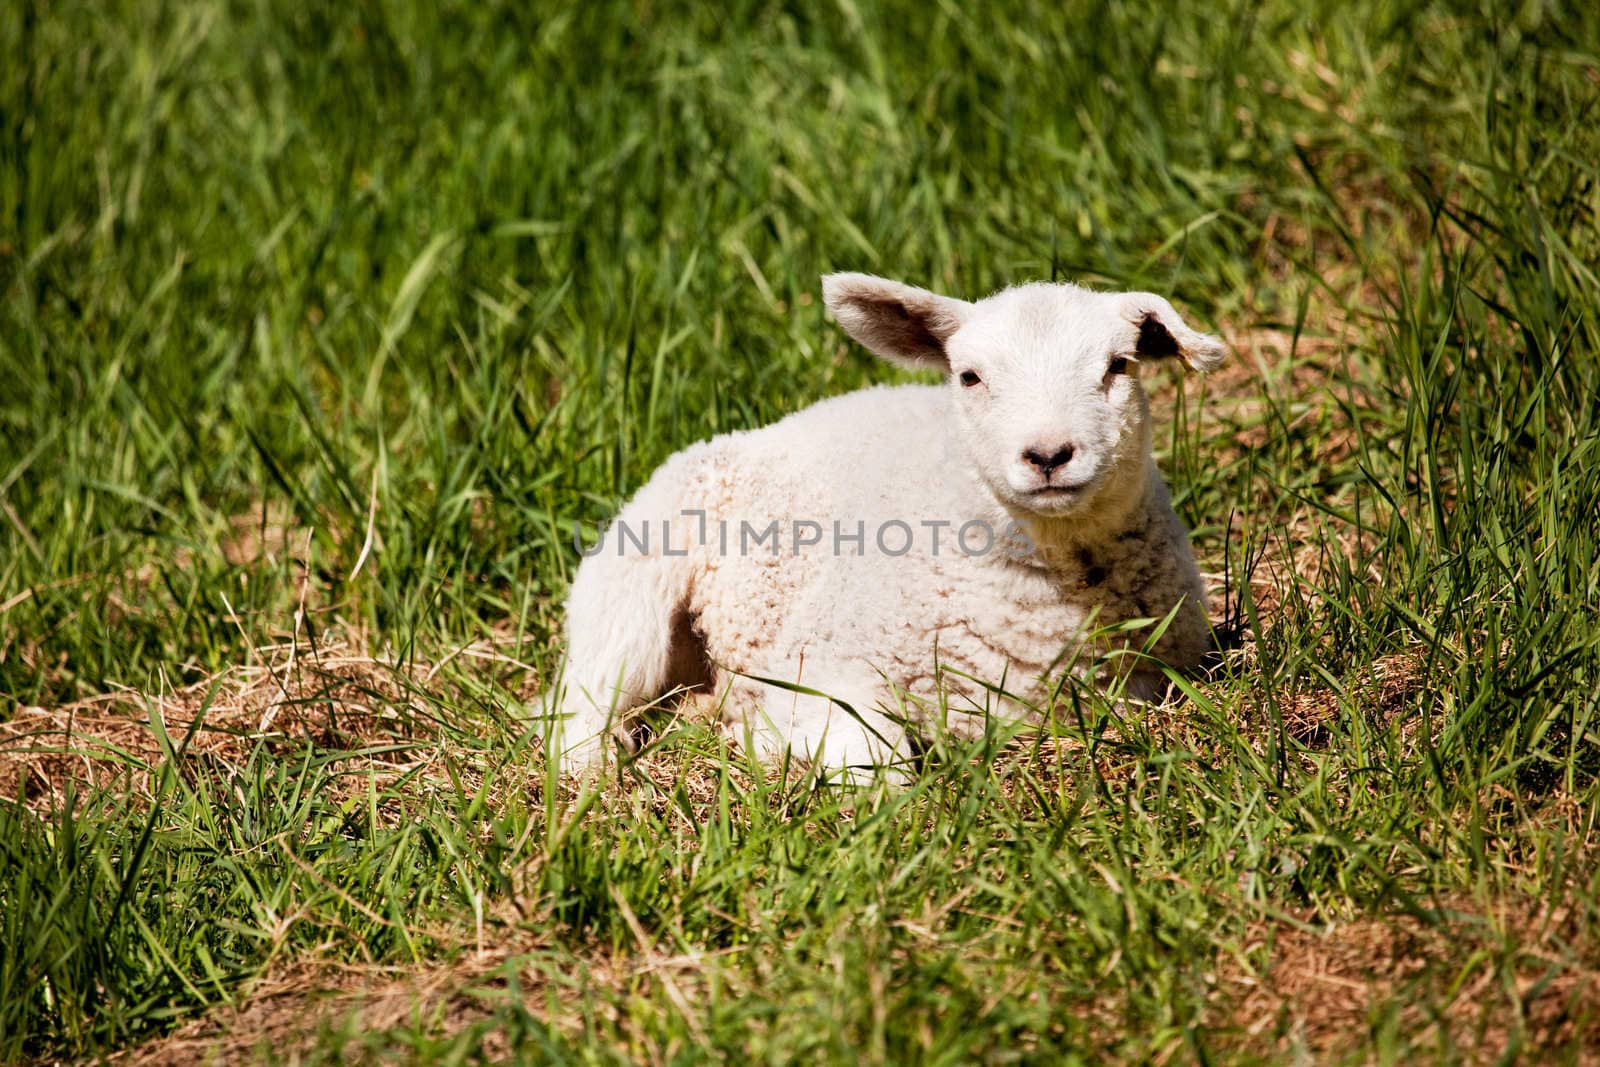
[{"xmin": 2, "ymin": 1, "xmax": 1599, "ymax": 1061}]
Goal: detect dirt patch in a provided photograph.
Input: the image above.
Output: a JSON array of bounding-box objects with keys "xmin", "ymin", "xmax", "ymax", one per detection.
[
  {"xmin": 114, "ymin": 936, "xmax": 566, "ymax": 1066},
  {"xmin": 115, "ymin": 918, "xmax": 737, "ymax": 1065},
  {"xmin": 0, "ymin": 630, "xmax": 540, "ymax": 818},
  {"xmin": 1216, "ymin": 898, "xmax": 1600, "ymax": 1061},
  {"xmin": 1251, "ymin": 650, "xmax": 1428, "ymax": 750},
  {"xmin": 116, "ymin": 953, "xmax": 516, "ymax": 1065}
]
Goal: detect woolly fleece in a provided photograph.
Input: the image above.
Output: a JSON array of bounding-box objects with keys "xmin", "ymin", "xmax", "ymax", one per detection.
[{"xmin": 544, "ymin": 275, "xmax": 1225, "ymax": 774}]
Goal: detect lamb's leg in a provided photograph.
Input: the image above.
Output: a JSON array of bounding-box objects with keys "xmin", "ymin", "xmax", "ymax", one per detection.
[
  {"xmin": 736, "ymin": 663, "xmax": 912, "ymax": 782},
  {"xmin": 540, "ymin": 462, "xmax": 702, "ymax": 774}
]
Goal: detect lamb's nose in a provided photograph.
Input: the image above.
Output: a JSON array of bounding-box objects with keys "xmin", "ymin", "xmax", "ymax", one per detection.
[{"xmin": 1022, "ymin": 444, "xmax": 1075, "ymax": 474}]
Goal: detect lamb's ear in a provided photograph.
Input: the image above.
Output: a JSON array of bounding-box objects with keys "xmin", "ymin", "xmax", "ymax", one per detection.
[
  {"xmin": 822, "ymin": 272, "xmax": 972, "ymax": 370},
  {"xmin": 1122, "ymin": 293, "xmax": 1226, "ymax": 373}
]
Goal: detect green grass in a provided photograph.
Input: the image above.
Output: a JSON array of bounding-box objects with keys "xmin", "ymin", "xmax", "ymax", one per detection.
[{"xmin": 3, "ymin": 0, "xmax": 1599, "ymax": 1061}]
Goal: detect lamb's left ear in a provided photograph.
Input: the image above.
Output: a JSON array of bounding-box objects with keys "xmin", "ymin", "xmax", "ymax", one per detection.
[
  {"xmin": 821, "ymin": 272, "xmax": 973, "ymax": 371},
  {"xmin": 1122, "ymin": 294, "xmax": 1227, "ymax": 373}
]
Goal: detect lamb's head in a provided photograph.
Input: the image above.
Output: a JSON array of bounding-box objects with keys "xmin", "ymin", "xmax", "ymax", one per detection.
[{"xmin": 822, "ymin": 272, "xmax": 1225, "ymax": 521}]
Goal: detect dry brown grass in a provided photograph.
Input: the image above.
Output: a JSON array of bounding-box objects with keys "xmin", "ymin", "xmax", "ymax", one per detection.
[
  {"xmin": 1244, "ymin": 650, "xmax": 1429, "ymax": 751},
  {"xmin": 0, "ymin": 629, "xmax": 540, "ymax": 819},
  {"xmin": 113, "ymin": 900, "xmax": 748, "ymax": 1065},
  {"xmin": 113, "ymin": 936, "xmax": 585, "ymax": 1066},
  {"xmin": 117, "ymin": 952, "xmax": 517, "ymax": 1065},
  {"xmin": 1144, "ymin": 295, "xmax": 1397, "ymax": 638},
  {"xmin": 1216, "ymin": 898, "xmax": 1600, "ymax": 1062}
]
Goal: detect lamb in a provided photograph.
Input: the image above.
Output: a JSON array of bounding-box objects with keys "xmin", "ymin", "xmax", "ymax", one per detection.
[{"xmin": 540, "ymin": 272, "xmax": 1225, "ymax": 776}]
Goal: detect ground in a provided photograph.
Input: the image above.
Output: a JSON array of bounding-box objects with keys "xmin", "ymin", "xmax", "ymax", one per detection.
[{"xmin": 2, "ymin": 1, "xmax": 1599, "ymax": 1063}]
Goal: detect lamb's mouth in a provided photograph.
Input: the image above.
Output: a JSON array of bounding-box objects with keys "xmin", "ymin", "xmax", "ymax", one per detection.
[
  {"xmin": 1026, "ymin": 480, "xmax": 1092, "ymax": 501},
  {"xmin": 1012, "ymin": 486, "xmax": 1090, "ymax": 515},
  {"xmin": 995, "ymin": 473, "xmax": 1099, "ymax": 513}
]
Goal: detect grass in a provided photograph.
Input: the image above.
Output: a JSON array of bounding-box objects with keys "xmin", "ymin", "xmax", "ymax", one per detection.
[{"xmin": 2, "ymin": 0, "xmax": 1599, "ymax": 1061}]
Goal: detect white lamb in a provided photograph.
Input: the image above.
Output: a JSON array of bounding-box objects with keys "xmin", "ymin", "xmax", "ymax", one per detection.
[{"xmin": 541, "ymin": 272, "xmax": 1225, "ymax": 776}]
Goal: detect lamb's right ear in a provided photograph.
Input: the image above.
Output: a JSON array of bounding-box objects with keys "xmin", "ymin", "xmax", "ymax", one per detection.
[{"xmin": 821, "ymin": 272, "xmax": 972, "ymax": 370}]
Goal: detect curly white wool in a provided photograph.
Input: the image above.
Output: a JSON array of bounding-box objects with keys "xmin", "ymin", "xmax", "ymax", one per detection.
[{"xmin": 541, "ymin": 272, "xmax": 1226, "ymax": 776}]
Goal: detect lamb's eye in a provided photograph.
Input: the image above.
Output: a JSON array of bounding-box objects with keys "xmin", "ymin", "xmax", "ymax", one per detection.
[
  {"xmin": 1107, "ymin": 356, "xmax": 1130, "ymax": 377},
  {"xmin": 959, "ymin": 370, "xmax": 982, "ymax": 388}
]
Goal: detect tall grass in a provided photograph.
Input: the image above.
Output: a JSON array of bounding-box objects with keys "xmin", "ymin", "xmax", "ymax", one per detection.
[{"xmin": 2, "ymin": 0, "xmax": 1598, "ymax": 1060}]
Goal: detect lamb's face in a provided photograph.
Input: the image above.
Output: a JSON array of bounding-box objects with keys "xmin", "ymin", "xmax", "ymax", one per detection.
[
  {"xmin": 945, "ymin": 286, "xmax": 1153, "ymax": 516},
  {"xmin": 823, "ymin": 274, "xmax": 1225, "ymax": 521}
]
